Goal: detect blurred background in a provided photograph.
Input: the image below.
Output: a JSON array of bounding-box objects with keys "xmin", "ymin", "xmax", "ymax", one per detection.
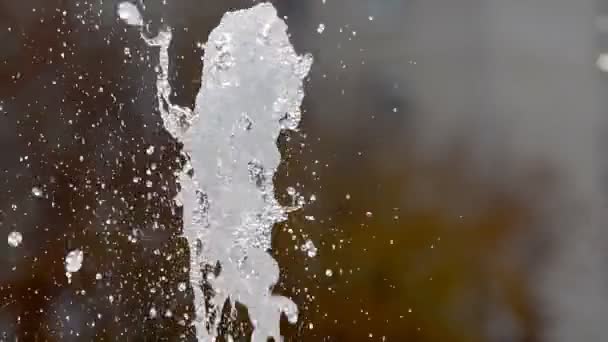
[{"xmin": 1, "ymin": 0, "xmax": 607, "ymax": 341}]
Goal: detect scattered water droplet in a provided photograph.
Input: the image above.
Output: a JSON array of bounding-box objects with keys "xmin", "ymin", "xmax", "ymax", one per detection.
[
  {"xmin": 300, "ymin": 239, "xmax": 317, "ymax": 258},
  {"xmin": 118, "ymin": 2, "xmax": 143, "ymax": 26},
  {"xmin": 65, "ymin": 249, "xmax": 84, "ymax": 273},
  {"xmin": 7, "ymin": 231, "xmax": 22, "ymax": 247},
  {"xmin": 317, "ymin": 23, "xmax": 325, "ymax": 34},
  {"xmin": 31, "ymin": 186, "xmax": 43, "ymax": 198}
]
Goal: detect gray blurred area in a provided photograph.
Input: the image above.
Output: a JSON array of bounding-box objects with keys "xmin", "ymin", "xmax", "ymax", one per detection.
[
  {"xmin": 1, "ymin": 0, "xmax": 607, "ymax": 341},
  {"xmin": 292, "ymin": 1, "xmax": 608, "ymax": 340}
]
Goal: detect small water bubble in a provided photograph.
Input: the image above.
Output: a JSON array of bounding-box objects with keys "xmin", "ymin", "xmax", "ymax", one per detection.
[
  {"xmin": 117, "ymin": 2, "xmax": 143, "ymax": 26},
  {"xmin": 300, "ymin": 239, "xmax": 317, "ymax": 258},
  {"xmin": 239, "ymin": 113, "xmax": 253, "ymax": 131},
  {"xmin": 65, "ymin": 249, "xmax": 84, "ymax": 273},
  {"xmin": 317, "ymin": 23, "xmax": 325, "ymax": 34},
  {"xmin": 7, "ymin": 231, "xmax": 22, "ymax": 247},
  {"xmin": 31, "ymin": 186, "xmax": 43, "ymax": 198}
]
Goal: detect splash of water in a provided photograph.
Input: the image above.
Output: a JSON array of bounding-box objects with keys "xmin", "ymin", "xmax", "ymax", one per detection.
[{"xmin": 119, "ymin": 2, "xmax": 312, "ymax": 340}]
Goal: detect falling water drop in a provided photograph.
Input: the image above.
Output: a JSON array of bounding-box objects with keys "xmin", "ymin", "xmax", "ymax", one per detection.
[
  {"xmin": 317, "ymin": 23, "xmax": 326, "ymax": 34},
  {"xmin": 7, "ymin": 231, "xmax": 22, "ymax": 247},
  {"xmin": 65, "ymin": 249, "xmax": 84, "ymax": 273},
  {"xmin": 117, "ymin": 2, "xmax": 143, "ymax": 26},
  {"xmin": 301, "ymin": 239, "xmax": 317, "ymax": 258},
  {"xmin": 31, "ymin": 186, "xmax": 43, "ymax": 198}
]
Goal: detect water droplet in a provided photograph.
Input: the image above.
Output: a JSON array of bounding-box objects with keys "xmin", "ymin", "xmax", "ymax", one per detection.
[
  {"xmin": 7, "ymin": 231, "xmax": 22, "ymax": 247},
  {"xmin": 31, "ymin": 186, "xmax": 43, "ymax": 198},
  {"xmin": 117, "ymin": 2, "xmax": 143, "ymax": 26},
  {"xmin": 65, "ymin": 249, "xmax": 84, "ymax": 273},
  {"xmin": 317, "ymin": 23, "xmax": 325, "ymax": 34},
  {"xmin": 300, "ymin": 239, "xmax": 317, "ymax": 258}
]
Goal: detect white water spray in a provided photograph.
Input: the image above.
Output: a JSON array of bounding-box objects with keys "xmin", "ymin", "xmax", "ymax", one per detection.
[{"xmin": 119, "ymin": 2, "xmax": 312, "ymax": 340}]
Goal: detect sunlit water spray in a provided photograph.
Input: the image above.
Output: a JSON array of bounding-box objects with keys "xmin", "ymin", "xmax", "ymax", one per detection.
[{"xmin": 119, "ymin": 2, "xmax": 312, "ymax": 340}]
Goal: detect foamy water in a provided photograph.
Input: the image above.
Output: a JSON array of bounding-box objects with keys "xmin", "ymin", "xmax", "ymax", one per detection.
[{"xmin": 119, "ymin": 2, "xmax": 311, "ymax": 340}]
